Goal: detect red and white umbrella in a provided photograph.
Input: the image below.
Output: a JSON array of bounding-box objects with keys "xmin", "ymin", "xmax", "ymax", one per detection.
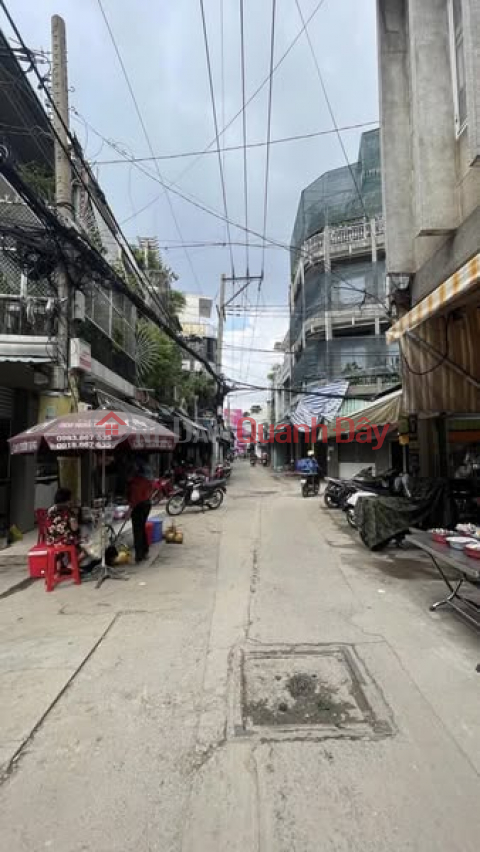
[
  {"xmin": 9, "ymin": 410, "xmax": 177, "ymax": 455},
  {"xmin": 9, "ymin": 410, "xmax": 178, "ymax": 585}
]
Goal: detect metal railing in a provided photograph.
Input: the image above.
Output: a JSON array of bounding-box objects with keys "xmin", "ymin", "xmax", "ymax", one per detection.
[
  {"xmin": 84, "ymin": 284, "xmax": 136, "ymax": 359},
  {"xmin": 0, "ymin": 296, "xmax": 52, "ymax": 337}
]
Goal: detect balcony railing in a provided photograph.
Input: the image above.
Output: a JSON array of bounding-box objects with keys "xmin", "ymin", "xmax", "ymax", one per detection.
[{"xmin": 300, "ymin": 216, "xmax": 385, "ymax": 275}]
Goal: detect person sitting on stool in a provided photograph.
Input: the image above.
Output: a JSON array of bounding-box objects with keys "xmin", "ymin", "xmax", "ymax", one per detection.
[
  {"xmin": 127, "ymin": 459, "xmax": 153, "ymax": 563},
  {"xmin": 45, "ymin": 488, "xmax": 100, "ymax": 574}
]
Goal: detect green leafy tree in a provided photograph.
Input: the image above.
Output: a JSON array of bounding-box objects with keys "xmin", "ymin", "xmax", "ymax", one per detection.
[
  {"xmin": 136, "ymin": 320, "xmax": 183, "ymax": 402},
  {"xmin": 181, "ymin": 372, "xmax": 217, "ymax": 412},
  {"xmin": 169, "ymin": 289, "xmax": 186, "ymax": 315},
  {"xmin": 18, "ymin": 162, "xmax": 55, "ymax": 203}
]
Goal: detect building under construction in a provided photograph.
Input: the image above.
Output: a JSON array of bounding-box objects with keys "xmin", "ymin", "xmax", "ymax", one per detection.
[{"xmin": 289, "ymin": 129, "xmax": 399, "ymax": 396}]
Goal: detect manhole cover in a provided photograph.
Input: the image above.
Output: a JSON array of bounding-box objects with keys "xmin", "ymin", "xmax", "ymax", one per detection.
[{"xmin": 235, "ymin": 645, "xmax": 393, "ymax": 741}]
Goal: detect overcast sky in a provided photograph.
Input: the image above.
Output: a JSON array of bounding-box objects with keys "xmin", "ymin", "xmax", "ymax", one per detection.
[{"xmin": 8, "ymin": 0, "xmax": 379, "ymax": 408}]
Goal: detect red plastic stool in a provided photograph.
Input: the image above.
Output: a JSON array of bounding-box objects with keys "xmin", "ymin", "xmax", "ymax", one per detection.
[
  {"xmin": 34, "ymin": 508, "xmax": 49, "ymax": 543},
  {"xmin": 28, "ymin": 544, "xmax": 49, "ymax": 579},
  {"xmin": 45, "ymin": 544, "xmax": 81, "ymax": 592}
]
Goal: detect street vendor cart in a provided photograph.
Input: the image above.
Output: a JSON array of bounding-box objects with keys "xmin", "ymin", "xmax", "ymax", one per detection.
[{"xmin": 9, "ymin": 410, "xmax": 177, "ymax": 587}]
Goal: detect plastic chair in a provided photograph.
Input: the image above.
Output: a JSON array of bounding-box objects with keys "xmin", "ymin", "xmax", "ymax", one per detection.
[
  {"xmin": 45, "ymin": 543, "xmax": 81, "ymax": 592},
  {"xmin": 34, "ymin": 508, "xmax": 49, "ymax": 544}
]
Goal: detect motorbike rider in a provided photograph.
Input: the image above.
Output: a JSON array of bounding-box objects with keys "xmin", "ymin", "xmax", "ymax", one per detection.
[{"xmin": 300, "ymin": 450, "xmax": 320, "ymax": 488}]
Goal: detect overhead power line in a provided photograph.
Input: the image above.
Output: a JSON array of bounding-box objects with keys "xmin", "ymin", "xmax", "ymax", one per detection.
[
  {"xmin": 0, "ymin": 0, "xmax": 171, "ymax": 327},
  {"xmin": 199, "ymin": 0, "xmax": 235, "ymax": 279},
  {"xmin": 95, "ymin": 0, "xmax": 202, "ymax": 292},
  {"xmin": 223, "ymin": 343, "xmax": 291, "ymax": 354},
  {"xmin": 0, "ymin": 154, "xmax": 222, "ymax": 385},
  {"xmin": 244, "ymin": 0, "xmax": 277, "ymax": 385},
  {"xmin": 74, "ymin": 111, "xmax": 385, "ymax": 318},
  {"xmin": 228, "ymin": 379, "xmax": 380, "ymax": 402},
  {"xmin": 71, "ymin": 120, "xmax": 386, "ymax": 310},
  {"xmin": 76, "ymin": 112, "xmax": 381, "ymax": 321},
  {"xmin": 72, "ymin": 110, "xmax": 386, "ymax": 314},
  {"xmin": 71, "ymin": 114, "xmax": 386, "ymax": 313},
  {"xmin": 93, "ymin": 121, "xmax": 379, "ymax": 166},
  {"xmin": 239, "ymin": 0, "xmax": 249, "ymax": 277},
  {"xmin": 261, "ymin": 0, "xmax": 277, "ymax": 278},
  {"xmin": 117, "ymin": 0, "xmax": 329, "ymax": 227},
  {"xmin": 294, "ymin": 0, "xmax": 369, "ymax": 221},
  {"xmin": 0, "ymin": 1, "xmax": 222, "ymax": 383}
]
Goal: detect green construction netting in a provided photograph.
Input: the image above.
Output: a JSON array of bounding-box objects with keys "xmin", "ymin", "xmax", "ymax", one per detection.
[{"xmin": 290, "ymin": 129, "xmax": 382, "ymax": 275}]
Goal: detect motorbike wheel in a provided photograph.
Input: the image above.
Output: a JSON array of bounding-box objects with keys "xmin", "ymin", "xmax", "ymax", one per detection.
[
  {"xmin": 205, "ymin": 489, "xmax": 224, "ymax": 510},
  {"xmin": 302, "ymin": 484, "xmax": 309, "ymax": 498},
  {"xmin": 346, "ymin": 508, "xmax": 357, "ymax": 529},
  {"xmin": 323, "ymin": 491, "xmax": 337, "ymax": 509},
  {"xmin": 166, "ymin": 494, "xmax": 186, "ymax": 516}
]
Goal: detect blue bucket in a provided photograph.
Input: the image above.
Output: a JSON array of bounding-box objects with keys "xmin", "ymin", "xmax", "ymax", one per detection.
[{"xmin": 150, "ymin": 517, "xmax": 162, "ymax": 543}]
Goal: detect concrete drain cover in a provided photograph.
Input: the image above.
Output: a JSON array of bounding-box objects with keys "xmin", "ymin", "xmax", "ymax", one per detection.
[{"xmin": 235, "ymin": 645, "xmax": 393, "ymax": 741}]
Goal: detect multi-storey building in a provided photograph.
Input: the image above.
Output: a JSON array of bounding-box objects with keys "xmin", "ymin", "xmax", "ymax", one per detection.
[
  {"xmin": 289, "ymin": 129, "xmax": 399, "ymax": 398},
  {"xmin": 0, "ymin": 30, "xmax": 144, "ymax": 530},
  {"xmin": 378, "ymin": 0, "xmax": 480, "ymax": 479},
  {"xmin": 177, "ymin": 294, "xmax": 217, "ymax": 375},
  {"xmin": 268, "ymin": 130, "xmax": 401, "ymax": 474}
]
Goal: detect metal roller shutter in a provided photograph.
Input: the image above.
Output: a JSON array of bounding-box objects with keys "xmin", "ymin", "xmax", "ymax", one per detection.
[{"xmin": 0, "ymin": 387, "xmax": 13, "ymax": 419}]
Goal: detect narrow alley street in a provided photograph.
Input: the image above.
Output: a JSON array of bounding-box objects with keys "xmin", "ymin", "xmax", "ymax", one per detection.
[{"xmin": 1, "ymin": 463, "xmax": 480, "ymax": 851}]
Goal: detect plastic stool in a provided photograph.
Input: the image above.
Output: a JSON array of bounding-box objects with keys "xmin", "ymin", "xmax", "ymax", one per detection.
[
  {"xmin": 28, "ymin": 544, "xmax": 49, "ymax": 578},
  {"xmin": 34, "ymin": 508, "xmax": 49, "ymax": 543},
  {"xmin": 45, "ymin": 544, "xmax": 81, "ymax": 592}
]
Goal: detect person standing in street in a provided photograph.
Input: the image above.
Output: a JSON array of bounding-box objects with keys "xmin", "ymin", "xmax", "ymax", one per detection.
[{"xmin": 127, "ymin": 458, "xmax": 153, "ymax": 563}]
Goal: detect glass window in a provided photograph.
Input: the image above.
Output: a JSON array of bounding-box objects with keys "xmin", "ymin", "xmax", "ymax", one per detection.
[{"xmin": 449, "ymin": 0, "xmax": 467, "ymax": 132}]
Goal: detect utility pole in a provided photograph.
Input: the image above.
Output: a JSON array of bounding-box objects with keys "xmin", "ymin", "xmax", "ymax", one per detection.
[
  {"xmin": 213, "ymin": 273, "xmax": 226, "ymax": 471},
  {"xmin": 51, "ymin": 14, "xmax": 72, "ymax": 393},
  {"xmin": 216, "ymin": 273, "xmax": 226, "ymax": 378},
  {"xmin": 51, "ymin": 15, "xmax": 79, "ymax": 499},
  {"xmin": 215, "ymin": 272, "xmax": 263, "ymax": 469}
]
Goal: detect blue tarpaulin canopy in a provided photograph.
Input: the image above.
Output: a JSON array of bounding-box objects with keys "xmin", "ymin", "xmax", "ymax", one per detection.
[{"xmin": 290, "ymin": 381, "xmax": 349, "ymax": 427}]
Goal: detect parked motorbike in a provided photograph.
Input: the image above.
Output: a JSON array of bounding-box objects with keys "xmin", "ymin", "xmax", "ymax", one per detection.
[
  {"xmin": 344, "ymin": 489, "xmax": 379, "ymax": 528},
  {"xmin": 323, "ymin": 477, "xmax": 347, "ymax": 509},
  {"xmin": 172, "ymin": 462, "xmax": 197, "ymax": 483},
  {"xmin": 221, "ymin": 461, "xmax": 232, "ymax": 479},
  {"xmin": 343, "ymin": 472, "xmax": 411, "ymax": 529},
  {"xmin": 166, "ymin": 476, "xmax": 227, "ymax": 516},
  {"xmin": 324, "ymin": 468, "xmax": 399, "ymax": 511},
  {"xmin": 151, "ymin": 473, "xmax": 174, "ymax": 505},
  {"xmin": 261, "ymin": 452, "xmax": 268, "ymax": 467}
]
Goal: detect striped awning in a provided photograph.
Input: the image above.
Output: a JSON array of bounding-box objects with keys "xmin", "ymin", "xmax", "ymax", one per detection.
[
  {"xmin": 387, "ymin": 254, "xmax": 480, "ymax": 343},
  {"xmin": 290, "ymin": 380, "xmax": 349, "ymax": 426},
  {"xmin": 327, "ymin": 389, "xmax": 403, "ymax": 437}
]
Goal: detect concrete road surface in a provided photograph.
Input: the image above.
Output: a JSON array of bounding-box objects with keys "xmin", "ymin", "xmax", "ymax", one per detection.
[{"xmin": 1, "ymin": 462, "xmax": 480, "ymax": 851}]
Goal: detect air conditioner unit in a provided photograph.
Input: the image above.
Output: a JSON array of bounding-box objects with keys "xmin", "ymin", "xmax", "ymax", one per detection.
[{"xmin": 73, "ymin": 291, "xmax": 86, "ymax": 322}]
